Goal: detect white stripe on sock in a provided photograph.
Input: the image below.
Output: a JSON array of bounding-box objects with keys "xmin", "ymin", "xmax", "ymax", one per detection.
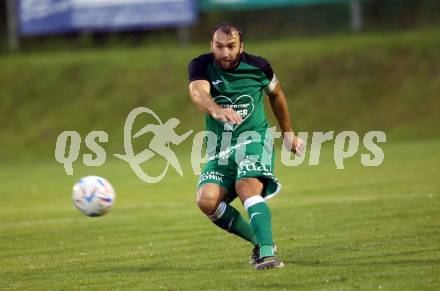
[
  {"xmin": 208, "ymin": 202, "xmax": 227, "ymax": 221},
  {"xmin": 244, "ymin": 195, "xmax": 265, "ymax": 211}
]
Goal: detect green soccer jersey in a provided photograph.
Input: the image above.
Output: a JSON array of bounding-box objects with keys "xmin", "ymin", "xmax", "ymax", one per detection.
[
  {"xmin": 188, "ymin": 52, "xmax": 278, "ymax": 139},
  {"xmin": 188, "ymin": 52, "xmax": 282, "ymax": 201}
]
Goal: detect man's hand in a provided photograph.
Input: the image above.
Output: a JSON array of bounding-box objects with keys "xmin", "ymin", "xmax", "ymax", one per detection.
[
  {"xmin": 283, "ymin": 132, "xmax": 305, "ymax": 156},
  {"xmin": 189, "ymin": 80, "xmax": 242, "ymax": 125},
  {"xmin": 211, "ymin": 107, "xmax": 243, "ymax": 124}
]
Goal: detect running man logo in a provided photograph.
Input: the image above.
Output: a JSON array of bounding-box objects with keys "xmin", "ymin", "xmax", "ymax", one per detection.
[{"xmin": 114, "ymin": 107, "xmax": 193, "ymax": 183}]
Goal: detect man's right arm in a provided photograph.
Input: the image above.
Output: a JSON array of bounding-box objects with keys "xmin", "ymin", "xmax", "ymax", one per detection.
[{"xmin": 189, "ymin": 80, "xmax": 242, "ymax": 124}]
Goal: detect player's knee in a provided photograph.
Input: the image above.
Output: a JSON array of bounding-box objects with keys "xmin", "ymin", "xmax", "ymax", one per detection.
[
  {"xmin": 196, "ymin": 187, "xmax": 220, "ymax": 215},
  {"xmin": 235, "ymin": 178, "xmax": 263, "ymax": 198}
]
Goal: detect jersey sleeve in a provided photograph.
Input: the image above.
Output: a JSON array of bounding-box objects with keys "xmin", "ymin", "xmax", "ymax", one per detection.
[
  {"xmin": 188, "ymin": 55, "xmax": 210, "ymax": 83},
  {"xmin": 261, "ymin": 62, "xmax": 278, "ymax": 93}
]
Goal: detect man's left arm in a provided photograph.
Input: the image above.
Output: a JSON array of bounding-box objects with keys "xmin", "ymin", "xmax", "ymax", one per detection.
[{"xmin": 266, "ymin": 83, "xmax": 305, "ymax": 156}]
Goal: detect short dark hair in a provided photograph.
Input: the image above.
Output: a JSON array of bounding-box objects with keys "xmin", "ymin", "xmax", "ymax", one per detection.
[{"xmin": 211, "ymin": 23, "xmax": 243, "ymax": 43}]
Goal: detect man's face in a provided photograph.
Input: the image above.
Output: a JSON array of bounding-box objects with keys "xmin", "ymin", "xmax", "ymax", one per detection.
[{"xmin": 211, "ymin": 30, "xmax": 243, "ymax": 70}]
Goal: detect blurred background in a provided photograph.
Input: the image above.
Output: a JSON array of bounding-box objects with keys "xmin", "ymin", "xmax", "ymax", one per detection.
[
  {"xmin": 2, "ymin": 0, "xmax": 440, "ymax": 50},
  {"xmin": 0, "ymin": 0, "xmax": 439, "ymax": 160},
  {"xmin": 1, "ymin": 2, "xmax": 440, "ymax": 289}
]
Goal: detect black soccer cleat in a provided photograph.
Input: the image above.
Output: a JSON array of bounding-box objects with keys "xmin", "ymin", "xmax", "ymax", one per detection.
[
  {"xmin": 249, "ymin": 244, "xmax": 277, "ymax": 265},
  {"xmin": 249, "ymin": 245, "xmax": 260, "ymax": 265},
  {"xmin": 254, "ymin": 256, "xmax": 285, "ymax": 270}
]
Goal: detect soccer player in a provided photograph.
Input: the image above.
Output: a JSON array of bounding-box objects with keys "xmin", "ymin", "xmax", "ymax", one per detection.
[{"xmin": 188, "ymin": 23, "xmax": 304, "ymax": 270}]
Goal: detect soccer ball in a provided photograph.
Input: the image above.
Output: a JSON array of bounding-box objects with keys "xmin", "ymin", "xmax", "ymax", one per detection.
[{"xmin": 72, "ymin": 176, "xmax": 115, "ymax": 217}]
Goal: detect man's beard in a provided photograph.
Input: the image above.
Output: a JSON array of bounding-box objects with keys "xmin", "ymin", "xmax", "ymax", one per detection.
[{"xmin": 215, "ymin": 53, "xmax": 241, "ymax": 70}]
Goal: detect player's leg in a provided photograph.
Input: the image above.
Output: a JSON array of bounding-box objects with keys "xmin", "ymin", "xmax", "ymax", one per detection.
[
  {"xmin": 196, "ymin": 183, "xmax": 257, "ymax": 245},
  {"xmin": 236, "ymin": 178, "xmax": 273, "ymax": 255},
  {"xmin": 196, "ymin": 183, "xmax": 227, "ymax": 215},
  {"xmin": 236, "ymin": 178, "xmax": 284, "ymax": 269}
]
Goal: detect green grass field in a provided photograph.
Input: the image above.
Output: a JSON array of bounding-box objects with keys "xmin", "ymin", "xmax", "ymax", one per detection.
[
  {"xmin": 1, "ymin": 140, "xmax": 439, "ymax": 290},
  {"xmin": 1, "ymin": 26, "xmax": 440, "ymax": 289}
]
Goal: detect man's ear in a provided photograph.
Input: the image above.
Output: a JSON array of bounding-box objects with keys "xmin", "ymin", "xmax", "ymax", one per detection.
[
  {"xmin": 210, "ymin": 41, "xmax": 214, "ymax": 53},
  {"xmin": 239, "ymin": 42, "xmax": 244, "ymax": 54}
]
